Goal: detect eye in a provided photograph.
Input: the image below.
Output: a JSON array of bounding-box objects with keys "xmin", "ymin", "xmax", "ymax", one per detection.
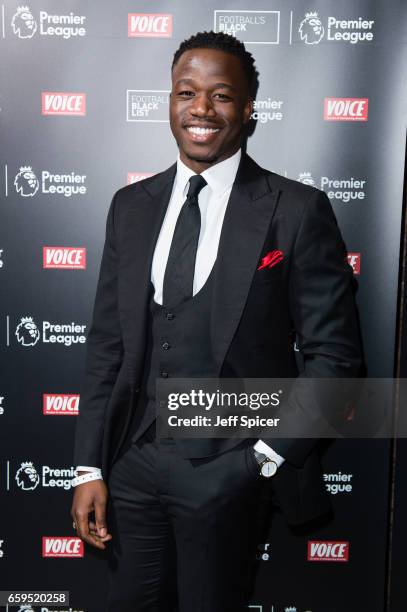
[
  {"xmin": 178, "ymin": 90, "xmax": 195, "ymax": 97},
  {"xmin": 214, "ymin": 93, "xmax": 232, "ymax": 101}
]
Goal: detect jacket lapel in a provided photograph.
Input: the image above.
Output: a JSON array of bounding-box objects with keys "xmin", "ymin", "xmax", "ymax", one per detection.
[
  {"xmin": 121, "ymin": 163, "xmax": 176, "ymax": 378},
  {"xmin": 210, "ymin": 153, "xmax": 281, "ymax": 375},
  {"xmin": 122, "ymin": 154, "xmax": 280, "ymax": 381}
]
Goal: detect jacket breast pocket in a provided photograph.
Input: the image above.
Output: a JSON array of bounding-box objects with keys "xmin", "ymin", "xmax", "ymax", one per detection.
[{"xmin": 251, "ymin": 269, "xmax": 284, "ymax": 286}]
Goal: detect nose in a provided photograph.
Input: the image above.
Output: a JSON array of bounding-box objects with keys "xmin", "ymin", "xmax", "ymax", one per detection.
[{"xmin": 189, "ymin": 93, "xmax": 216, "ymax": 118}]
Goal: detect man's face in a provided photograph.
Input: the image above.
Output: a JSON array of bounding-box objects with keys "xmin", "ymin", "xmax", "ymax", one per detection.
[{"xmin": 170, "ymin": 48, "xmax": 253, "ymax": 172}]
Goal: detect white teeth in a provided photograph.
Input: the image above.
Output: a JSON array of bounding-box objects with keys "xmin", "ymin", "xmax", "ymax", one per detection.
[{"xmin": 187, "ymin": 126, "xmax": 220, "ymax": 135}]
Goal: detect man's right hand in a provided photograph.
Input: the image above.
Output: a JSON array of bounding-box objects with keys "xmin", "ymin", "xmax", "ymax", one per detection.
[{"xmin": 71, "ymin": 475, "xmax": 113, "ymax": 550}]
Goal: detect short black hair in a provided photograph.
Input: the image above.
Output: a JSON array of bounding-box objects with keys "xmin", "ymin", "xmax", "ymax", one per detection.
[{"xmin": 172, "ymin": 31, "xmax": 259, "ymax": 98}]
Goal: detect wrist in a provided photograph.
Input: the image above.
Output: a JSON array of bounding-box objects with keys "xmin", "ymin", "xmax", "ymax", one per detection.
[{"xmin": 253, "ymin": 450, "xmax": 278, "ymax": 478}]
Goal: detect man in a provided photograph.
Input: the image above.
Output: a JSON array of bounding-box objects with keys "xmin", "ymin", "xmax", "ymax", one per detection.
[{"xmin": 71, "ymin": 31, "xmax": 361, "ymax": 611}]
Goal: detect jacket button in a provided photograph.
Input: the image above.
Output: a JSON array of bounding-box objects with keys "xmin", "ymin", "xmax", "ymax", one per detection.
[
  {"xmin": 166, "ymin": 312, "xmax": 174, "ymax": 320},
  {"xmin": 162, "ymin": 342, "xmax": 170, "ymax": 350},
  {"xmin": 161, "ymin": 371, "xmax": 169, "ymax": 378}
]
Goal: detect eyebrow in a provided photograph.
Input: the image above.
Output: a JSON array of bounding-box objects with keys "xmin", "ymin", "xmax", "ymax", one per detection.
[{"xmin": 175, "ymin": 78, "xmax": 237, "ymax": 92}]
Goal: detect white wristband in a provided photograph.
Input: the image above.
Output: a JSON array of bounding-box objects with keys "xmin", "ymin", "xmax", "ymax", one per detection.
[
  {"xmin": 71, "ymin": 471, "xmax": 103, "ymax": 487},
  {"xmin": 76, "ymin": 465, "xmax": 102, "ymax": 475}
]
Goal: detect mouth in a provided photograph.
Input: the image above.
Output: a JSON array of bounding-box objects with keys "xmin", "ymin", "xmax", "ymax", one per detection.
[{"xmin": 185, "ymin": 125, "xmax": 221, "ymax": 143}]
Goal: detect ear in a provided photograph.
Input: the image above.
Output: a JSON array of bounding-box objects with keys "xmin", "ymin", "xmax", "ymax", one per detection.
[{"xmin": 243, "ymin": 97, "xmax": 253, "ymax": 124}]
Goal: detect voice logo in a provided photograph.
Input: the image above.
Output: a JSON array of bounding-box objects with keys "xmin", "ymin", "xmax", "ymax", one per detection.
[
  {"xmin": 42, "ymin": 92, "xmax": 86, "ymax": 116},
  {"xmin": 324, "ymin": 97, "xmax": 368, "ymax": 121},
  {"xmin": 43, "ymin": 247, "xmax": 86, "ymax": 270},
  {"xmin": 127, "ymin": 172, "xmax": 154, "ymax": 185},
  {"xmin": 11, "ymin": 6, "xmax": 37, "ymax": 38},
  {"xmin": 42, "ymin": 536, "xmax": 84, "ymax": 558},
  {"xmin": 347, "ymin": 253, "xmax": 361, "ymax": 275},
  {"xmin": 0, "ymin": 395, "xmax": 4, "ymax": 415},
  {"xmin": 0, "ymin": 248, "xmax": 4, "ymax": 269},
  {"xmin": 0, "ymin": 539, "xmax": 4, "ymax": 558},
  {"xmin": 308, "ymin": 540, "xmax": 349, "ymax": 562},
  {"xmin": 43, "ymin": 394, "xmax": 80, "ymax": 415},
  {"xmin": 15, "ymin": 461, "xmax": 40, "ymax": 490},
  {"xmin": 214, "ymin": 10, "xmax": 280, "ymax": 44},
  {"xmin": 128, "ymin": 13, "xmax": 172, "ymax": 38}
]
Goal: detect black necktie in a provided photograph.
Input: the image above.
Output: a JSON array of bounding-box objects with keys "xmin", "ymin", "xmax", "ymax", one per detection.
[{"xmin": 162, "ymin": 174, "xmax": 207, "ymax": 308}]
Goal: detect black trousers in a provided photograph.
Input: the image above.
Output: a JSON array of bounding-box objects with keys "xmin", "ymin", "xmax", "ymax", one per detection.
[{"xmin": 106, "ymin": 421, "xmax": 269, "ymax": 611}]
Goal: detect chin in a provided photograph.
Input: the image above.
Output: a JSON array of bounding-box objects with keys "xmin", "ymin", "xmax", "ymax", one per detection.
[
  {"xmin": 183, "ymin": 146, "xmax": 220, "ymax": 164},
  {"xmin": 188, "ymin": 153, "xmax": 219, "ymax": 164}
]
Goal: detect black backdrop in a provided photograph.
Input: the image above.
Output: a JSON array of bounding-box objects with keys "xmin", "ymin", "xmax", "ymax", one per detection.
[{"xmin": 1, "ymin": 2, "xmax": 407, "ymax": 611}]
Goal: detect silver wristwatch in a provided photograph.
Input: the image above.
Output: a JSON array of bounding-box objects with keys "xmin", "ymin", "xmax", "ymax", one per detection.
[{"xmin": 253, "ymin": 450, "xmax": 278, "ymax": 478}]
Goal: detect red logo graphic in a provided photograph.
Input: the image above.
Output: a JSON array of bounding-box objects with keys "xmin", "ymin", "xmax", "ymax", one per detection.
[
  {"xmin": 42, "ymin": 537, "xmax": 84, "ymax": 558},
  {"xmin": 347, "ymin": 252, "xmax": 361, "ymax": 275},
  {"xmin": 42, "ymin": 92, "xmax": 86, "ymax": 116},
  {"xmin": 43, "ymin": 394, "xmax": 79, "ymax": 416},
  {"xmin": 257, "ymin": 249, "xmax": 284, "ymax": 270},
  {"xmin": 308, "ymin": 540, "xmax": 349, "ymax": 562},
  {"xmin": 128, "ymin": 13, "xmax": 173, "ymax": 38},
  {"xmin": 127, "ymin": 172, "xmax": 154, "ymax": 185},
  {"xmin": 43, "ymin": 247, "xmax": 86, "ymax": 270},
  {"xmin": 324, "ymin": 97, "xmax": 368, "ymax": 121}
]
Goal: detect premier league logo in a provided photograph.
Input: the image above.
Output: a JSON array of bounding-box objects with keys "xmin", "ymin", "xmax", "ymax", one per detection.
[
  {"xmin": 15, "ymin": 461, "xmax": 40, "ymax": 491},
  {"xmin": 299, "ymin": 12, "xmax": 324, "ymax": 45},
  {"xmin": 15, "ymin": 317, "xmax": 40, "ymax": 347},
  {"xmin": 11, "ymin": 6, "xmax": 37, "ymax": 39},
  {"xmin": 14, "ymin": 166, "xmax": 39, "ymax": 197}
]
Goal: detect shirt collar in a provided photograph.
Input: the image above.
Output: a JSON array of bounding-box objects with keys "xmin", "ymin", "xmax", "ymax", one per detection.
[{"xmin": 175, "ymin": 148, "xmax": 241, "ymax": 198}]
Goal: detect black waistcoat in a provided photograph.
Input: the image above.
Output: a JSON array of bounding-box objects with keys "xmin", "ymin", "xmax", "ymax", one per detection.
[{"xmin": 127, "ymin": 259, "xmax": 219, "ymax": 449}]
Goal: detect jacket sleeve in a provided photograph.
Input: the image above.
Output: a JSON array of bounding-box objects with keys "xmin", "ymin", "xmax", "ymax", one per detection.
[
  {"xmin": 73, "ymin": 191, "xmax": 124, "ymax": 467},
  {"xmin": 259, "ymin": 189, "xmax": 363, "ymax": 466}
]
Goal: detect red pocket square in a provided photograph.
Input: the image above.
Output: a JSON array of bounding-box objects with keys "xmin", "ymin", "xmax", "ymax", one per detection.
[{"xmin": 257, "ymin": 250, "xmax": 284, "ymax": 270}]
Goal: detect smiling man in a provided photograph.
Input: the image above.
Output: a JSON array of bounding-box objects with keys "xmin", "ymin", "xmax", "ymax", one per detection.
[
  {"xmin": 170, "ymin": 43, "xmax": 252, "ymax": 169},
  {"xmin": 71, "ymin": 31, "xmax": 361, "ymax": 611}
]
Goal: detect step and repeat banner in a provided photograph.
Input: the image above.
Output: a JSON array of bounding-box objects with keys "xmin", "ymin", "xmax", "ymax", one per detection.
[{"xmin": 1, "ymin": 1, "xmax": 406, "ymax": 611}]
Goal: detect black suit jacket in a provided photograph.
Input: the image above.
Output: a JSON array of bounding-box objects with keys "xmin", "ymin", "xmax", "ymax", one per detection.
[{"xmin": 73, "ymin": 152, "xmax": 362, "ymax": 525}]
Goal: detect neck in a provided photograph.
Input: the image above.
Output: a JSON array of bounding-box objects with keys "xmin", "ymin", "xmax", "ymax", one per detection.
[{"xmin": 179, "ymin": 144, "xmax": 241, "ymax": 174}]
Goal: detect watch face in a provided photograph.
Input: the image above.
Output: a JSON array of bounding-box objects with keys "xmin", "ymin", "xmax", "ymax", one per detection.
[{"xmin": 261, "ymin": 460, "xmax": 277, "ymax": 477}]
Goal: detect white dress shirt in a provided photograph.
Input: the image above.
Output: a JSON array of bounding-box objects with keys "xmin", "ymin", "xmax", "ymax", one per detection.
[{"xmin": 77, "ymin": 148, "xmax": 284, "ymax": 474}]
